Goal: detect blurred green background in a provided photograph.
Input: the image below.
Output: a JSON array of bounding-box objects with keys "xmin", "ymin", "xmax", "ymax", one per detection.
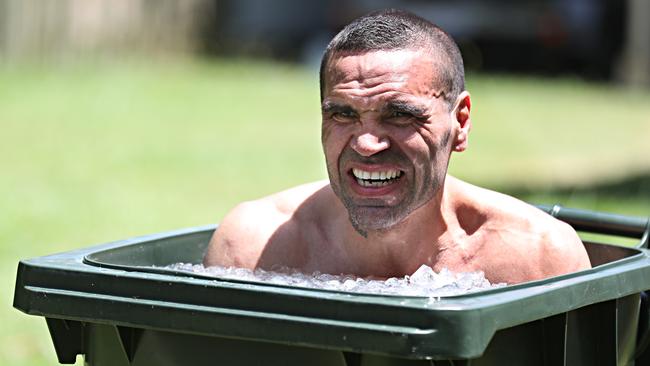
[
  {"xmin": 2, "ymin": 1, "xmax": 650, "ymax": 365},
  {"xmin": 3, "ymin": 58, "xmax": 649, "ymax": 366}
]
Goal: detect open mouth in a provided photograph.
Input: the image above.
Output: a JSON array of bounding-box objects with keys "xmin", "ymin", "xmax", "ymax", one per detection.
[{"xmin": 352, "ymin": 168, "xmax": 403, "ymax": 188}]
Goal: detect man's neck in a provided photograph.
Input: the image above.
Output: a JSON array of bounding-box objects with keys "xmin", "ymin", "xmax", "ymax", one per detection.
[{"xmin": 340, "ymin": 185, "xmax": 455, "ymax": 278}]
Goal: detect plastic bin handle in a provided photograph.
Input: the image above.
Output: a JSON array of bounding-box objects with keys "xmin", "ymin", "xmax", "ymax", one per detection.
[{"xmin": 535, "ymin": 204, "xmax": 650, "ymax": 248}]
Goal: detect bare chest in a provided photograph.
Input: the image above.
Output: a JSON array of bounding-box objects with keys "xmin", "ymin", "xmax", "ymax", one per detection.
[
  {"xmin": 428, "ymin": 228, "xmax": 499, "ymax": 275},
  {"xmin": 431, "ymin": 244, "xmax": 482, "ymax": 274}
]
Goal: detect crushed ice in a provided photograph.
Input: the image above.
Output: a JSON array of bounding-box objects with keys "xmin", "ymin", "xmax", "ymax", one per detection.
[{"xmin": 163, "ymin": 263, "xmax": 506, "ymax": 297}]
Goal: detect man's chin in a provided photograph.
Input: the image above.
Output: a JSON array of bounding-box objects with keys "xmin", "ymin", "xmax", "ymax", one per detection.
[{"xmin": 348, "ymin": 210, "xmax": 404, "ymax": 237}]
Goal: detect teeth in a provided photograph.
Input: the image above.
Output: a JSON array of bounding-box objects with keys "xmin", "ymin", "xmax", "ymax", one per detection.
[
  {"xmin": 356, "ymin": 178, "xmax": 393, "ymax": 187},
  {"xmin": 352, "ymin": 168, "xmax": 402, "ymax": 182}
]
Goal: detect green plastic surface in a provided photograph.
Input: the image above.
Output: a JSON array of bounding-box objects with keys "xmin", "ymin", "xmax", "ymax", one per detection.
[{"xmin": 13, "ymin": 207, "xmax": 650, "ymax": 365}]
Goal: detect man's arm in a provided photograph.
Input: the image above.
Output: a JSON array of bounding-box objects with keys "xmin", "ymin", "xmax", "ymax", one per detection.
[
  {"xmin": 449, "ymin": 177, "xmax": 592, "ymax": 283},
  {"xmin": 539, "ymin": 219, "xmax": 592, "ymax": 277},
  {"xmin": 480, "ymin": 209, "xmax": 592, "ymax": 284},
  {"xmin": 479, "ymin": 219, "xmax": 591, "ymax": 284},
  {"xmin": 202, "ymin": 181, "xmax": 329, "ymax": 269},
  {"xmin": 203, "ymin": 200, "xmax": 281, "ymax": 269}
]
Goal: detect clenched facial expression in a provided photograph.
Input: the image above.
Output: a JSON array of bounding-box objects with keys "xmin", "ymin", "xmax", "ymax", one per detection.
[{"xmin": 321, "ymin": 49, "xmax": 460, "ymax": 234}]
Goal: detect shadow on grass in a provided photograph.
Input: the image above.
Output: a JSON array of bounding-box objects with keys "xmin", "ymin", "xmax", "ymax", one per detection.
[
  {"xmin": 492, "ymin": 171, "xmax": 650, "ymax": 219},
  {"xmin": 506, "ymin": 171, "xmax": 650, "ymax": 199}
]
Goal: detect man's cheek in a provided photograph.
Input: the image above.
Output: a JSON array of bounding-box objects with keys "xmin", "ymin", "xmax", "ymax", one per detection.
[{"xmin": 324, "ymin": 151, "xmax": 341, "ymax": 182}]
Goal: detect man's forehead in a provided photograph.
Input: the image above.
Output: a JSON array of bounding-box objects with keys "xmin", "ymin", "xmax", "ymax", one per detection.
[
  {"xmin": 325, "ymin": 49, "xmax": 433, "ymax": 82},
  {"xmin": 322, "ymin": 49, "xmax": 444, "ymax": 108}
]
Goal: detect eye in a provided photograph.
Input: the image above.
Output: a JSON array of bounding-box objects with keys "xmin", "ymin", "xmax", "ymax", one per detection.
[
  {"xmin": 389, "ymin": 111, "xmax": 413, "ymax": 119},
  {"xmin": 331, "ymin": 110, "xmax": 357, "ymax": 123},
  {"xmin": 386, "ymin": 110, "xmax": 416, "ymax": 125}
]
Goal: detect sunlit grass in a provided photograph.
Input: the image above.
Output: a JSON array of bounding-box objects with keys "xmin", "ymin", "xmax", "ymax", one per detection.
[
  {"xmin": 455, "ymin": 75, "xmax": 650, "ymax": 189},
  {"xmin": 2, "ymin": 58, "xmax": 649, "ymax": 365}
]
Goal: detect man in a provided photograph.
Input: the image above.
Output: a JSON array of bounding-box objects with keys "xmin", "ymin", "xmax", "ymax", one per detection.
[{"xmin": 203, "ymin": 9, "xmax": 591, "ymax": 284}]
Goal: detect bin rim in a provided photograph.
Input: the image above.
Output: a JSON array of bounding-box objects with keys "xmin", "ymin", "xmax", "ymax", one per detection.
[{"xmin": 80, "ymin": 224, "xmax": 647, "ymax": 300}]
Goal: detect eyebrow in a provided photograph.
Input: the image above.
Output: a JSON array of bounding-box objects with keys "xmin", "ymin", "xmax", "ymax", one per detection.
[
  {"xmin": 321, "ymin": 101, "xmax": 356, "ymax": 114},
  {"xmin": 321, "ymin": 100, "xmax": 430, "ymax": 118},
  {"xmin": 384, "ymin": 100, "xmax": 428, "ymax": 117}
]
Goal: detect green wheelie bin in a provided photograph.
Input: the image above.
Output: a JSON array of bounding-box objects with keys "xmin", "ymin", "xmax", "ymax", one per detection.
[{"xmin": 13, "ymin": 205, "xmax": 650, "ymax": 365}]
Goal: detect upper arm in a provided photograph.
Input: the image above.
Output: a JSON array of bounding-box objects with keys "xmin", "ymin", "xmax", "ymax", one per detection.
[
  {"xmin": 202, "ymin": 182, "xmax": 329, "ymax": 270},
  {"xmin": 540, "ymin": 220, "xmax": 592, "ymax": 277},
  {"xmin": 479, "ymin": 203, "xmax": 592, "ymax": 284},
  {"xmin": 202, "ymin": 201, "xmax": 277, "ymax": 269}
]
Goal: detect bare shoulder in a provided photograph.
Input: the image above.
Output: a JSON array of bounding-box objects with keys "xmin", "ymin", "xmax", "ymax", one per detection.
[
  {"xmin": 448, "ymin": 176, "xmax": 592, "ymax": 283},
  {"xmin": 202, "ymin": 180, "xmax": 331, "ymax": 269}
]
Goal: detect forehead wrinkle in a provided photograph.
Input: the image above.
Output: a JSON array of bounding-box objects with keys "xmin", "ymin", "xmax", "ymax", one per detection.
[
  {"xmin": 326, "ymin": 51, "xmax": 411, "ymax": 87},
  {"xmin": 331, "ymin": 81, "xmax": 408, "ymax": 100},
  {"xmin": 327, "ymin": 91, "xmax": 424, "ymax": 115},
  {"xmin": 324, "ymin": 49, "xmax": 447, "ymax": 111},
  {"xmin": 328, "ymin": 77, "xmax": 440, "ymax": 104},
  {"xmin": 341, "ymin": 67, "xmax": 406, "ymax": 84},
  {"xmin": 355, "ymin": 67, "xmax": 408, "ymax": 87}
]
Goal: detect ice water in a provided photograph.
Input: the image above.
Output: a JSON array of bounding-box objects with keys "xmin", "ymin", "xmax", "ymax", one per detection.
[{"xmin": 164, "ymin": 263, "xmax": 505, "ymax": 297}]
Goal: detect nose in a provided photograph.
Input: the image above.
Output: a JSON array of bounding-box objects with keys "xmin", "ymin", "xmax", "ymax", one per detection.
[{"xmin": 350, "ymin": 132, "xmax": 390, "ymax": 157}]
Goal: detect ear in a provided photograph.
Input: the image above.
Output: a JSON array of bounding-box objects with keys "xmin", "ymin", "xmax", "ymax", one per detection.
[{"xmin": 451, "ymin": 91, "xmax": 471, "ymax": 152}]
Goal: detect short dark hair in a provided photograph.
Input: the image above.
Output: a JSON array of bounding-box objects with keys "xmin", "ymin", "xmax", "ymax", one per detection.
[{"xmin": 319, "ymin": 9, "xmax": 465, "ymax": 106}]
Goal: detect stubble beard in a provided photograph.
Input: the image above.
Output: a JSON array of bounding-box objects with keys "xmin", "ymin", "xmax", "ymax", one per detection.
[
  {"xmin": 346, "ymin": 203, "xmax": 406, "ymax": 238},
  {"xmin": 330, "ymin": 166, "xmax": 442, "ymax": 238},
  {"xmin": 327, "ymin": 142, "xmax": 450, "ymax": 238}
]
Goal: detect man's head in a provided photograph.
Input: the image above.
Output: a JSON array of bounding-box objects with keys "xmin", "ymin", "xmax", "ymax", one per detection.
[
  {"xmin": 319, "ymin": 9, "xmax": 465, "ymax": 108},
  {"xmin": 319, "ymin": 9, "xmax": 471, "ymax": 236}
]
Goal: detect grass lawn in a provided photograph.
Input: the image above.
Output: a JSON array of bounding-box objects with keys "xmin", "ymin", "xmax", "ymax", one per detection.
[{"xmin": 1, "ymin": 58, "xmax": 649, "ymax": 365}]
